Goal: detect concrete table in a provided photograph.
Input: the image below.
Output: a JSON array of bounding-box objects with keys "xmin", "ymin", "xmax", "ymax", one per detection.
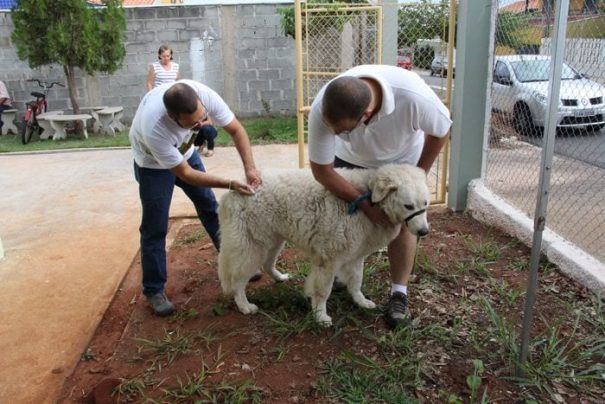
[
  {"xmin": 97, "ymin": 107, "xmax": 124, "ymax": 135},
  {"xmin": 47, "ymin": 114, "xmax": 92, "ymax": 140},
  {"xmin": 80, "ymin": 106, "xmax": 107, "ymax": 133},
  {"xmin": 37, "ymin": 111, "xmax": 64, "ymax": 140}
]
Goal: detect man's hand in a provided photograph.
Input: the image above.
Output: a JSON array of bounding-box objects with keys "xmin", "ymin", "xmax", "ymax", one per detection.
[
  {"xmin": 359, "ymin": 200, "xmax": 392, "ymax": 226},
  {"xmin": 245, "ymin": 168, "xmax": 262, "ymax": 189},
  {"xmin": 230, "ymin": 180, "xmax": 256, "ymax": 196}
]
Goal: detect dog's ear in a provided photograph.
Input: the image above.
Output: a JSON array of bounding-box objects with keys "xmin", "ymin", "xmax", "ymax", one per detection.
[{"xmin": 370, "ymin": 175, "xmax": 398, "ymax": 203}]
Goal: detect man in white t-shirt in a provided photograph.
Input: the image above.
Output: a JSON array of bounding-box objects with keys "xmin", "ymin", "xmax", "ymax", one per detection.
[
  {"xmin": 308, "ymin": 65, "xmax": 452, "ymax": 328},
  {"xmin": 130, "ymin": 80, "xmax": 261, "ymax": 316}
]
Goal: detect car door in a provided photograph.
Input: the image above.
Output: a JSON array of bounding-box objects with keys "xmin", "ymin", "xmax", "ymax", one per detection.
[{"xmin": 492, "ymin": 60, "xmax": 515, "ymax": 113}]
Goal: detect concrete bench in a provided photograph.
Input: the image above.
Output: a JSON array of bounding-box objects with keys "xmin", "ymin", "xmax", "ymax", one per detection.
[
  {"xmin": 37, "ymin": 111, "xmax": 64, "ymax": 139},
  {"xmin": 80, "ymin": 106, "xmax": 107, "ymax": 133},
  {"xmin": 46, "ymin": 114, "xmax": 92, "ymax": 140},
  {"xmin": 1, "ymin": 109, "xmax": 19, "ymax": 135},
  {"xmin": 97, "ymin": 107, "xmax": 124, "ymax": 135}
]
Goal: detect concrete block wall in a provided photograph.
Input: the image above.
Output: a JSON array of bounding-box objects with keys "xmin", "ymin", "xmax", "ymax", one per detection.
[{"xmin": 0, "ymin": 4, "xmax": 296, "ymax": 125}]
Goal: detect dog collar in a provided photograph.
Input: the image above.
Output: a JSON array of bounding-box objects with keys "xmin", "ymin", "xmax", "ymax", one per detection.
[
  {"xmin": 348, "ymin": 191, "xmax": 372, "ymax": 215},
  {"xmin": 404, "ymin": 209, "xmax": 426, "ymax": 224}
]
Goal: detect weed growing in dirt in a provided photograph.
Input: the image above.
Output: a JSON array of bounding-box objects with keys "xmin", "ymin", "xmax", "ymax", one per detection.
[
  {"xmin": 466, "ymin": 359, "xmax": 489, "ymax": 403},
  {"xmin": 162, "ymin": 364, "xmax": 261, "ymax": 403},
  {"xmin": 173, "ymin": 227, "xmax": 206, "ymax": 246},
  {"xmin": 465, "ymin": 236, "xmax": 501, "ymax": 263},
  {"xmin": 134, "ymin": 328, "xmax": 194, "ymax": 365}
]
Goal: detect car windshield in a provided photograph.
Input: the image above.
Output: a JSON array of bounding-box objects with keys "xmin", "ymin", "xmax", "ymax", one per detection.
[{"xmin": 510, "ymin": 59, "xmax": 581, "ymax": 82}]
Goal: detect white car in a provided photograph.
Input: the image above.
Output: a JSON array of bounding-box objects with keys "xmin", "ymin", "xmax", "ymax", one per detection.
[
  {"xmin": 492, "ymin": 55, "xmax": 605, "ymax": 135},
  {"xmin": 430, "ymin": 55, "xmax": 454, "ymax": 77}
]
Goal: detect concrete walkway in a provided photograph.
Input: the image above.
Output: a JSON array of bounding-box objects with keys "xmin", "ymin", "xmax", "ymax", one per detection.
[{"xmin": 0, "ymin": 144, "xmax": 304, "ymax": 403}]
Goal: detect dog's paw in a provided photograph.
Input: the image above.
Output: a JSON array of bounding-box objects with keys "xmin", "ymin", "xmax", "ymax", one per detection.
[
  {"xmin": 357, "ymin": 299, "xmax": 376, "ymax": 309},
  {"xmin": 316, "ymin": 313, "xmax": 333, "ymax": 327},
  {"xmin": 238, "ymin": 303, "xmax": 258, "ymax": 314},
  {"xmin": 351, "ymin": 293, "xmax": 377, "ymax": 309}
]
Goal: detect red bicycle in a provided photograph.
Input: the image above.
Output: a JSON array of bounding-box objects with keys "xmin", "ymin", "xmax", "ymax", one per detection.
[{"xmin": 21, "ymin": 78, "xmax": 64, "ymax": 144}]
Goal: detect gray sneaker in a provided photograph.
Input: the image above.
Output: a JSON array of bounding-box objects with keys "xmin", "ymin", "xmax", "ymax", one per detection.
[
  {"xmin": 147, "ymin": 292, "xmax": 175, "ymax": 317},
  {"xmin": 384, "ymin": 292, "xmax": 411, "ymax": 329}
]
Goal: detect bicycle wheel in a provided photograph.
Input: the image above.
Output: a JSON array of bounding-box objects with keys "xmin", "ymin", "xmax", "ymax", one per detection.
[{"xmin": 21, "ymin": 116, "xmax": 36, "ymax": 145}]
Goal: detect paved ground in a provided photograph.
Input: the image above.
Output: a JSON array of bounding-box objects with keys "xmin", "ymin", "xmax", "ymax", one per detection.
[{"xmin": 0, "ymin": 144, "xmax": 304, "ymax": 403}]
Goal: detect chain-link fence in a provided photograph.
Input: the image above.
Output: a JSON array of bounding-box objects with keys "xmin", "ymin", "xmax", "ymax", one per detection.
[
  {"xmin": 295, "ymin": 1, "xmax": 455, "ymax": 203},
  {"xmin": 487, "ymin": 1, "xmax": 605, "ymax": 262}
]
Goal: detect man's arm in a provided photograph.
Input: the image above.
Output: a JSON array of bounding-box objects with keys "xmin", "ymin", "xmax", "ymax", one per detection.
[
  {"xmin": 223, "ymin": 118, "xmax": 261, "ymax": 188},
  {"xmin": 310, "ymin": 161, "xmax": 391, "ymax": 226},
  {"xmin": 416, "ymin": 131, "xmax": 449, "ymax": 173},
  {"xmin": 169, "ymin": 160, "xmax": 254, "ymax": 195}
]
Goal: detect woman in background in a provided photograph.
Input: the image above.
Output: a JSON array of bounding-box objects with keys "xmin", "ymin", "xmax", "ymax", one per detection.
[{"xmin": 147, "ymin": 44, "xmax": 181, "ymax": 92}]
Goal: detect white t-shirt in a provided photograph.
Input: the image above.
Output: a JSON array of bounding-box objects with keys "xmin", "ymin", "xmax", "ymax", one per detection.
[
  {"xmin": 308, "ymin": 65, "xmax": 452, "ymax": 168},
  {"xmin": 129, "ymin": 79, "xmax": 234, "ymax": 169}
]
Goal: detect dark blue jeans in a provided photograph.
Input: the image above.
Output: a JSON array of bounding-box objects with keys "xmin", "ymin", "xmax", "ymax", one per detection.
[
  {"xmin": 194, "ymin": 124, "xmax": 218, "ymax": 150},
  {"xmin": 134, "ymin": 152, "xmax": 220, "ymax": 296}
]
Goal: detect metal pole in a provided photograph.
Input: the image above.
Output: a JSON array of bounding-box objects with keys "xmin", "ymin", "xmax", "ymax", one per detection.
[
  {"xmin": 294, "ymin": 0, "xmax": 305, "ymax": 168},
  {"xmin": 517, "ymin": 0, "xmax": 570, "ymax": 376}
]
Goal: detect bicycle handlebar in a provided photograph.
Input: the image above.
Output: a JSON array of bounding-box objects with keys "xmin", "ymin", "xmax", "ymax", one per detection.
[{"xmin": 27, "ymin": 78, "xmax": 65, "ymax": 89}]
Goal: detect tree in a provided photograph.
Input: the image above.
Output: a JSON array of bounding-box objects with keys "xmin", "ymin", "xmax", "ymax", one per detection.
[
  {"xmin": 495, "ymin": 11, "xmax": 531, "ymax": 52},
  {"xmin": 278, "ymin": 0, "xmax": 367, "ymax": 39},
  {"xmin": 397, "ymin": 0, "xmax": 452, "ymax": 49},
  {"xmin": 11, "ymin": 0, "xmax": 126, "ymax": 115}
]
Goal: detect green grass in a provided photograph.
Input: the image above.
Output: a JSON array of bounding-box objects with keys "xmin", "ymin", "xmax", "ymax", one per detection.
[
  {"xmin": 0, "ymin": 116, "xmax": 298, "ymax": 153},
  {"xmin": 0, "ymin": 131, "xmax": 131, "ymax": 153},
  {"xmin": 567, "ymin": 16, "xmax": 605, "ymax": 38},
  {"xmin": 216, "ymin": 116, "xmax": 298, "ymax": 146}
]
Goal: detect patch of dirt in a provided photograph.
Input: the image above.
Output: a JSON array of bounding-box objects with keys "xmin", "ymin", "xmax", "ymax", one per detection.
[{"xmin": 57, "ymin": 207, "xmax": 604, "ymax": 403}]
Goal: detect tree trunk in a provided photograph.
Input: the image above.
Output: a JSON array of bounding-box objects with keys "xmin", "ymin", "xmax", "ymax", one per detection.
[
  {"xmin": 64, "ymin": 65, "xmax": 84, "ymax": 135},
  {"xmin": 64, "ymin": 65, "xmax": 80, "ymax": 114}
]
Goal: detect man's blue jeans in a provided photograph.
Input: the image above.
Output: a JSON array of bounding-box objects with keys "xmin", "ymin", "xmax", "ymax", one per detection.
[
  {"xmin": 134, "ymin": 152, "xmax": 219, "ymax": 296},
  {"xmin": 194, "ymin": 124, "xmax": 218, "ymax": 150}
]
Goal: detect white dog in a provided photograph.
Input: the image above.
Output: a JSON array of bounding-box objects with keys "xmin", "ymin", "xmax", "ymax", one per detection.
[{"xmin": 218, "ymin": 164, "xmax": 430, "ymax": 326}]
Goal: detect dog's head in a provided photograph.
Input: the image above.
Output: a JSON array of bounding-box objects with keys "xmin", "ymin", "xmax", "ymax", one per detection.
[{"xmin": 368, "ymin": 164, "xmax": 430, "ymax": 237}]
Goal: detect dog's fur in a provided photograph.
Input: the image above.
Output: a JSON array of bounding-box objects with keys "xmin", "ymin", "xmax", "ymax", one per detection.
[{"xmin": 218, "ymin": 164, "xmax": 430, "ymax": 326}]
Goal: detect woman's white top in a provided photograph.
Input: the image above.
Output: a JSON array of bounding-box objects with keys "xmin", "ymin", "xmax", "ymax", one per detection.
[{"xmin": 151, "ymin": 61, "xmax": 179, "ymax": 88}]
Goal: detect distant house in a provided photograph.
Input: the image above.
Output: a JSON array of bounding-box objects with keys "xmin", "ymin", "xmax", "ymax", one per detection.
[{"xmin": 500, "ymin": 0, "xmax": 591, "ymax": 14}]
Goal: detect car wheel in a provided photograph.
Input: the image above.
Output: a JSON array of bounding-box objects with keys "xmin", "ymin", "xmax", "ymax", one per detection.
[{"xmin": 513, "ymin": 103, "xmax": 538, "ymax": 137}]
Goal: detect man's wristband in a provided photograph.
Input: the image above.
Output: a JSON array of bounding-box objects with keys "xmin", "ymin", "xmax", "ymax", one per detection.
[{"xmin": 348, "ymin": 191, "xmax": 372, "ymax": 215}]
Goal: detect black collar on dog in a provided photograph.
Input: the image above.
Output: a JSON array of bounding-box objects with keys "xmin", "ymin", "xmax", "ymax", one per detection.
[{"xmin": 404, "ymin": 209, "xmax": 426, "ymax": 224}]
